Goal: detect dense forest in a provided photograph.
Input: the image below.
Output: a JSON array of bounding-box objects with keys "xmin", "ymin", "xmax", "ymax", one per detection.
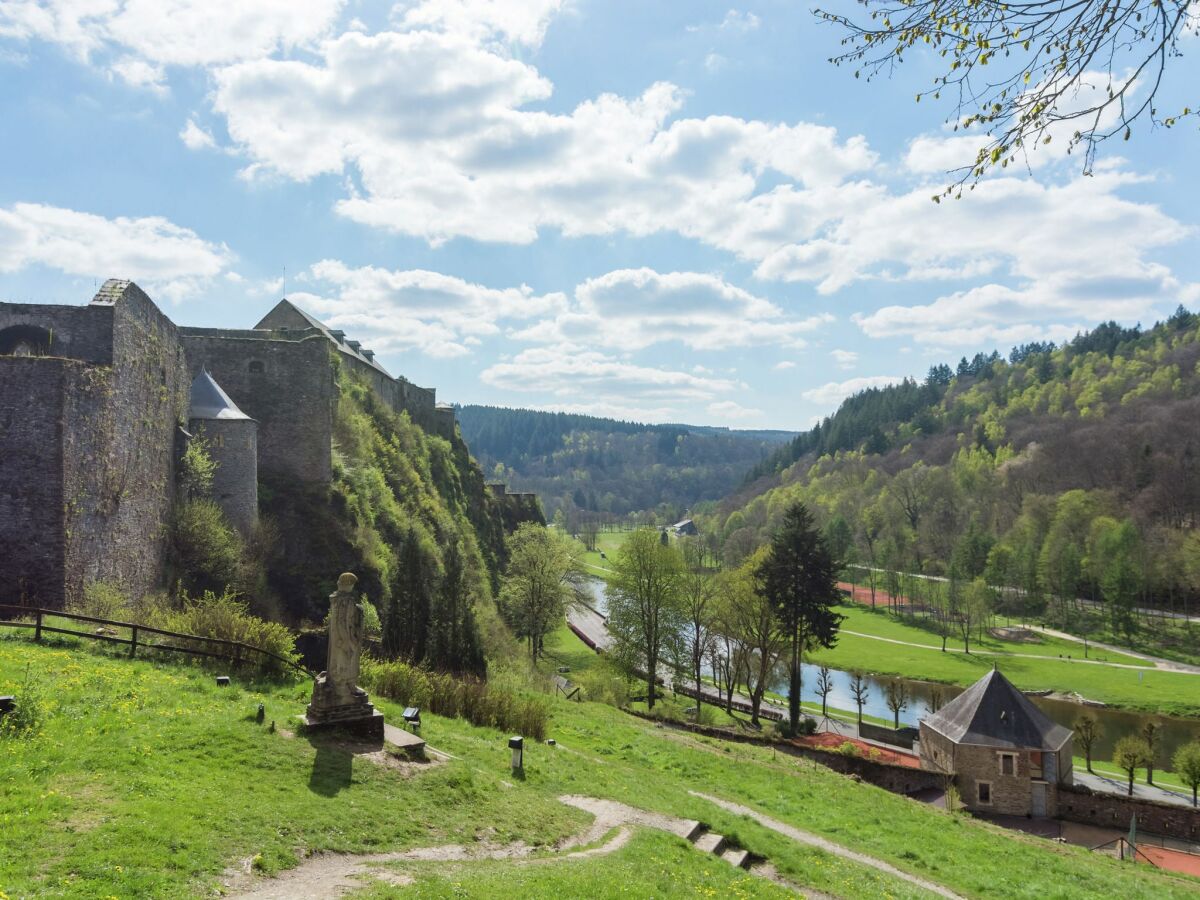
[
  {"xmin": 456, "ymin": 405, "xmax": 795, "ymax": 523},
  {"xmin": 697, "ymin": 307, "xmax": 1200, "ymax": 647}
]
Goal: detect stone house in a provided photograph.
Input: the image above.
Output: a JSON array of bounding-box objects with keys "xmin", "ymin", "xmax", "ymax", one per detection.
[{"xmin": 919, "ymin": 668, "xmax": 1074, "ymax": 817}]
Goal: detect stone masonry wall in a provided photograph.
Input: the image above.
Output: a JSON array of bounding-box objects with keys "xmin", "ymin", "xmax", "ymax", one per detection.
[
  {"xmin": 0, "ymin": 359, "xmax": 70, "ymax": 608},
  {"xmin": 0, "ymin": 302, "xmax": 114, "ymax": 364},
  {"xmin": 1058, "ymin": 783, "xmax": 1200, "ymax": 843},
  {"xmin": 190, "ymin": 418, "xmax": 258, "ymax": 535},
  {"xmin": 62, "ymin": 282, "xmax": 190, "ymax": 605},
  {"xmin": 180, "ymin": 330, "xmax": 333, "ymax": 485}
]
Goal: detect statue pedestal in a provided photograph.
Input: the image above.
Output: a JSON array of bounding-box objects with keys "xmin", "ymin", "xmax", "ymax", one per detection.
[{"xmin": 300, "ymin": 671, "xmax": 385, "ymax": 741}]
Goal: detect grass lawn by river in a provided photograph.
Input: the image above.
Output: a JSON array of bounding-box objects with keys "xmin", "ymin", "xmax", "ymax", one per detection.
[
  {"xmin": 3, "ymin": 635, "xmax": 1195, "ymax": 899},
  {"xmin": 811, "ymin": 604, "xmax": 1200, "ymax": 719}
]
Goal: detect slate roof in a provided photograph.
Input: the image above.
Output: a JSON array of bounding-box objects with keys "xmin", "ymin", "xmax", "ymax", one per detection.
[
  {"xmin": 190, "ymin": 370, "xmax": 253, "ymax": 421},
  {"xmin": 256, "ymin": 299, "xmax": 394, "ymax": 379},
  {"xmin": 921, "ymin": 668, "xmax": 1072, "ymax": 750}
]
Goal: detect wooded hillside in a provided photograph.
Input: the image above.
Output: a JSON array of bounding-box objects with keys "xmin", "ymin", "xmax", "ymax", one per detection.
[
  {"xmin": 699, "ymin": 307, "xmax": 1200, "ymax": 636},
  {"xmin": 457, "ymin": 405, "xmax": 795, "ymax": 523}
]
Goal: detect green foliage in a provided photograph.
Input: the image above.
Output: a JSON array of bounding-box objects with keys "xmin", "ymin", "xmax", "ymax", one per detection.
[
  {"xmin": 1113, "ymin": 735, "xmax": 1153, "ymax": 795},
  {"xmin": 171, "ymin": 499, "xmax": 243, "ymax": 595},
  {"xmin": 498, "ymin": 524, "xmax": 584, "ymax": 662},
  {"xmin": 179, "ymin": 433, "xmax": 218, "ymax": 499},
  {"xmin": 145, "ymin": 591, "xmax": 300, "ymax": 676},
  {"xmin": 0, "ymin": 666, "xmax": 44, "ymax": 739},
  {"xmin": 1172, "ymin": 742, "xmax": 1200, "ymax": 805},
  {"xmin": 607, "ymin": 529, "xmax": 686, "ymax": 708},
  {"xmin": 359, "ymin": 656, "xmax": 548, "ymax": 740},
  {"xmin": 75, "ymin": 581, "xmax": 129, "ymax": 620}
]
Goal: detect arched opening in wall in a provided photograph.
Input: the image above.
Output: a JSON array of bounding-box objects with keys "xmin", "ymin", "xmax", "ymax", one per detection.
[
  {"xmin": 0, "ymin": 325, "xmax": 54, "ymax": 357},
  {"xmin": 248, "ymin": 360, "xmax": 264, "ymax": 374}
]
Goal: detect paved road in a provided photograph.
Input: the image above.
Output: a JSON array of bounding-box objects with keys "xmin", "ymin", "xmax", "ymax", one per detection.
[
  {"xmin": 1034, "ymin": 625, "xmax": 1200, "ymax": 674},
  {"xmin": 1074, "ymin": 770, "xmax": 1198, "ymax": 808}
]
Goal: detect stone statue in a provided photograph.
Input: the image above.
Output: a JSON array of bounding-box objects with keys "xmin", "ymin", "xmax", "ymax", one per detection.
[
  {"xmin": 325, "ymin": 572, "xmax": 365, "ymax": 704},
  {"xmin": 303, "ymin": 571, "xmax": 384, "ymax": 739}
]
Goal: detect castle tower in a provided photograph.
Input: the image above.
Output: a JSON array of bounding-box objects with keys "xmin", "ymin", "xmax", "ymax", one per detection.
[{"xmin": 188, "ymin": 370, "xmax": 258, "ymax": 535}]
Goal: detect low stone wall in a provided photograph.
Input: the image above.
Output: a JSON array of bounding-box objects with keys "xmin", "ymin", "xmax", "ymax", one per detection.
[
  {"xmin": 626, "ymin": 712, "xmax": 944, "ymax": 796},
  {"xmin": 859, "ymin": 722, "xmax": 918, "ymax": 749},
  {"xmin": 1058, "ymin": 783, "xmax": 1200, "ymax": 843}
]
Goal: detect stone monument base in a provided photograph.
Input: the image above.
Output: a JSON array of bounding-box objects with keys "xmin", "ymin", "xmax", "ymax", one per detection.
[
  {"xmin": 302, "ymin": 670, "xmax": 385, "ymax": 741},
  {"xmin": 298, "ymin": 708, "xmax": 385, "ymax": 741}
]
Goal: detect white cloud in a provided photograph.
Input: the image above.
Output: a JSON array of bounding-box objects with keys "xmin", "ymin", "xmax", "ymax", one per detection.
[
  {"xmin": 293, "ymin": 259, "xmax": 566, "ymax": 358},
  {"xmin": 773, "ymin": 360, "xmax": 796, "ymax": 371},
  {"xmin": 0, "ymin": 202, "xmax": 232, "ymax": 301},
  {"xmin": 719, "ymin": 9, "xmax": 760, "ymax": 31},
  {"xmin": 704, "ymin": 52, "xmax": 726, "ymax": 73},
  {"xmin": 707, "ymin": 400, "xmax": 762, "ymax": 421},
  {"xmin": 110, "ymin": 55, "xmax": 166, "ymax": 93},
  {"xmin": 481, "ymin": 345, "xmax": 738, "ymax": 405},
  {"xmin": 802, "ymin": 375, "xmax": 905, "ymax": 408},
  {"xmin": 515, "ymin": 268, "xmax": 832, "ymax": 352},
  {"xmin": 180, "ymin": 118, "xmax": 216, "ymax": 151},
  {"xmin": 830, "ymin": 348, "xmax": 857, "ymax": 370},
  {"xmin": 209, "ymin": 26, "xmax": 877, "ymax": 246},
  {"xmin": 393, "ymin": 0, "xmax": 567, "ymax": 47},
  {"xmin": 0, "ymin": 0, "xmax": 344, "ymax": 70}
]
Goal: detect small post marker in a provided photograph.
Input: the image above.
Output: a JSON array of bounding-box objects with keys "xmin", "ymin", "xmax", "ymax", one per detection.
[
  {"xmin": 216, "ymin": 676, "xmax": 231, "ymax": 687},
  {"xmin": 509, "ymin": 735, "xmax": 524, "ymax": 772},
  {"xmin": 256, "ymin": 703, "xmax": 266, "ymax": 724}
]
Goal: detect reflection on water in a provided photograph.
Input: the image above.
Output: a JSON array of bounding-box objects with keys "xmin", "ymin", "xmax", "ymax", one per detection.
[{"xmin": 577, "ymin": 577, "xmax": 1200, "ymax": 766}]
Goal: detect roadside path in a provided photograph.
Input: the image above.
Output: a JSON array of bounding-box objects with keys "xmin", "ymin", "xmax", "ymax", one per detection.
[
  {"xmin": 691, "ymin": 792, "xmax": 963, "ymax": 899},
  {"xmin": 1074, "ymin": 770, "xmax": 1196, "ymax": 808},
  {"xmin": 1032, "ymin": 626, "xmax": 1200, "ymax": 675}
]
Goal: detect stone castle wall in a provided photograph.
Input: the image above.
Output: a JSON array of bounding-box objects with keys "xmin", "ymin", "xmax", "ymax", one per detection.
[
  {"xmin": 0, "ymin": 358, "xmax": 71, "ymax": 606},
  {"xmin": 0, "ymin": 302, "xmax": 114, "ymax": 364},
  {"xmin": 63, "ymin": 283, "xmax": 190, "ymax": 605},
  {"xmin": 180, "ymin": 330, "xmax": 334, "ymax": 485}
]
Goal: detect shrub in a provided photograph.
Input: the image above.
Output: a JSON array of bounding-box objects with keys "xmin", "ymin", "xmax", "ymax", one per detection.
[
  {"xmin": 172, "ymin": 499, "xmax": 242, "ymax": 594},
  {"xmin": 145, "ymin": 591, "xmax": 300, "ymax": 676},
  {"xmin": 801, "ymin": 717, "xmax": 818, "ymax": 735},
  {"xmin": 836, "ymin": 741, "xmax": 860, "ymax": 757},
  {"xmin": 574, "ymin": 662, "xmax": 630, "ymax": 708},
  {"xmin": 360, "ymin": 655, "xmax": 548, "ymax": 740},
  {"xmin": 0, "ymin": 667, "xmax": 45, "ymax": 739},
  {"xmin": 74, "ymin": 581, "xmax": 129, "ymax": 620}
]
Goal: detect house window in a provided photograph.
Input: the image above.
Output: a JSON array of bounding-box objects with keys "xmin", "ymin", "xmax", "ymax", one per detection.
[
  {"xmin": 978, "ymin": 782, "xmax": 992, "ymax": 805},
  {"xmin": 999, "ymin": 753, "xmax": 1017, "ymax": 776},
  {"xmin": 249, "ymin": 360, "xmax": 264, "ymax": 374}
]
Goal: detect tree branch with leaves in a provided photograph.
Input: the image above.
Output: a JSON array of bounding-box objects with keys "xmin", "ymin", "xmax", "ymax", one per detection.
[{"xmin": 816, "ymin": 1, "xmax": 1199, "ymax": 189}]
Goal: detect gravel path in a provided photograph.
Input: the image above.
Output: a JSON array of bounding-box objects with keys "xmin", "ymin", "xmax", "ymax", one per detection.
[{"xmin": 690, "ymin": 791, "xmax": 964, "ymax": 899}]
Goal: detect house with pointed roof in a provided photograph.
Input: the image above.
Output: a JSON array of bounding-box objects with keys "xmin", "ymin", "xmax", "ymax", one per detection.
[{"xmin": 918, "ymin": 668, "xmax": 1074, "ymax": 817}]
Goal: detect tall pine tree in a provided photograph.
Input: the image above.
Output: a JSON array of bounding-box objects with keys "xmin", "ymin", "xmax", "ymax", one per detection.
[{"xmin": 754, "ymin": 502, "xmax": 843, "ymax": 734}]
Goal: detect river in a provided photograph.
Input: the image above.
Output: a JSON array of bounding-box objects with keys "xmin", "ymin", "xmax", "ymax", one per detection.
[{"xmin": 578, "ymin": 577, "xmax": 1200, "ymax": 767}]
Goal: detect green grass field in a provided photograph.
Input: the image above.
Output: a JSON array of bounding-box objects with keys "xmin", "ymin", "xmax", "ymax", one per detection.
[
  {"xmin": 2, "ymin": 635, "xmax": 1197, "ymax": 898},
  {"xmin": 812, "ymin": 604, "xmax": 1200, "ymax": 719}
]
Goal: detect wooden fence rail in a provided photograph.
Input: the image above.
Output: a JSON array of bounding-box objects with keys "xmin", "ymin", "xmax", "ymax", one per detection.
[{"xmin": 0, "ymin": 605, "xmax": 312, "ymax": 679}]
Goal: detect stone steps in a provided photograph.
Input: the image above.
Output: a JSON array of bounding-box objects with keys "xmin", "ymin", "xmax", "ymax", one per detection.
[
  {"xmin": 721, "ymin": 848, "xmax": 750, "ymax": 869},
  {"xmin": 677, "ymin": 820, "xmax": 704, "ymax": 842},
  {"xmin": 692, "ymin": 830, "xmax": 727, "ymax": 855}
]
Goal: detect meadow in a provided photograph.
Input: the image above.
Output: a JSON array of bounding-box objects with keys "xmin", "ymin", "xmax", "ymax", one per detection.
[{"xmin": 2, "ymin": 634, "xmax": 1196, "ymax": 898}]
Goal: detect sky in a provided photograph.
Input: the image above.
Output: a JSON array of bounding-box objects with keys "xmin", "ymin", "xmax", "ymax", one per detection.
[{"xmin": 1, "ymin": 1, "xmax": 1198, "ymax": 430}]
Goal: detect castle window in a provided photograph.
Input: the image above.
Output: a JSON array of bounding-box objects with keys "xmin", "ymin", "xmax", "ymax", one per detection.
[
  {"xmin": 249, "ymin": 361, "xmax": 264, "ymax": 374},
  {"xmin": 978, "ymin": 782, "xmax": 992, "ymax": 805}
]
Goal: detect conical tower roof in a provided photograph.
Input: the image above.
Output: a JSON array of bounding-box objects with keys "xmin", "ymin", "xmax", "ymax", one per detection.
[
  {"xmin": 922, "ymin": 668, "xmax": 1072, "ymax": 750},
  {"xmin": 189, "ymin": 369, "xmax": 252, "ymax": 421}
]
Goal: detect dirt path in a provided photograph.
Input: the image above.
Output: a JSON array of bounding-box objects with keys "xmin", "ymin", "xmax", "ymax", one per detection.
[
  {"xmin": 224, "ymin": 795, "xmax": 817, "ymax": 898},
  {"xmin": 690, "ymin": 791, "xmax": 964, "ymax": 900},
  {"xmin": 1033, "ymin": 626, "xmax": 1200, "ymax": 674}
]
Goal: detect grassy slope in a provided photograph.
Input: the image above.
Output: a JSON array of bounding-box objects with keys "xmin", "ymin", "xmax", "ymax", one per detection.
[{"xmin": 2, "ymin": 638, "xmax": 1196, "ymax": 899}]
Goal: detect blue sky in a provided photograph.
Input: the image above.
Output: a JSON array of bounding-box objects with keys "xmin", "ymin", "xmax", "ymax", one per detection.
[{"xmin": 1, "ymin": 1, "xmax": 1198, "ymax": 430}]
